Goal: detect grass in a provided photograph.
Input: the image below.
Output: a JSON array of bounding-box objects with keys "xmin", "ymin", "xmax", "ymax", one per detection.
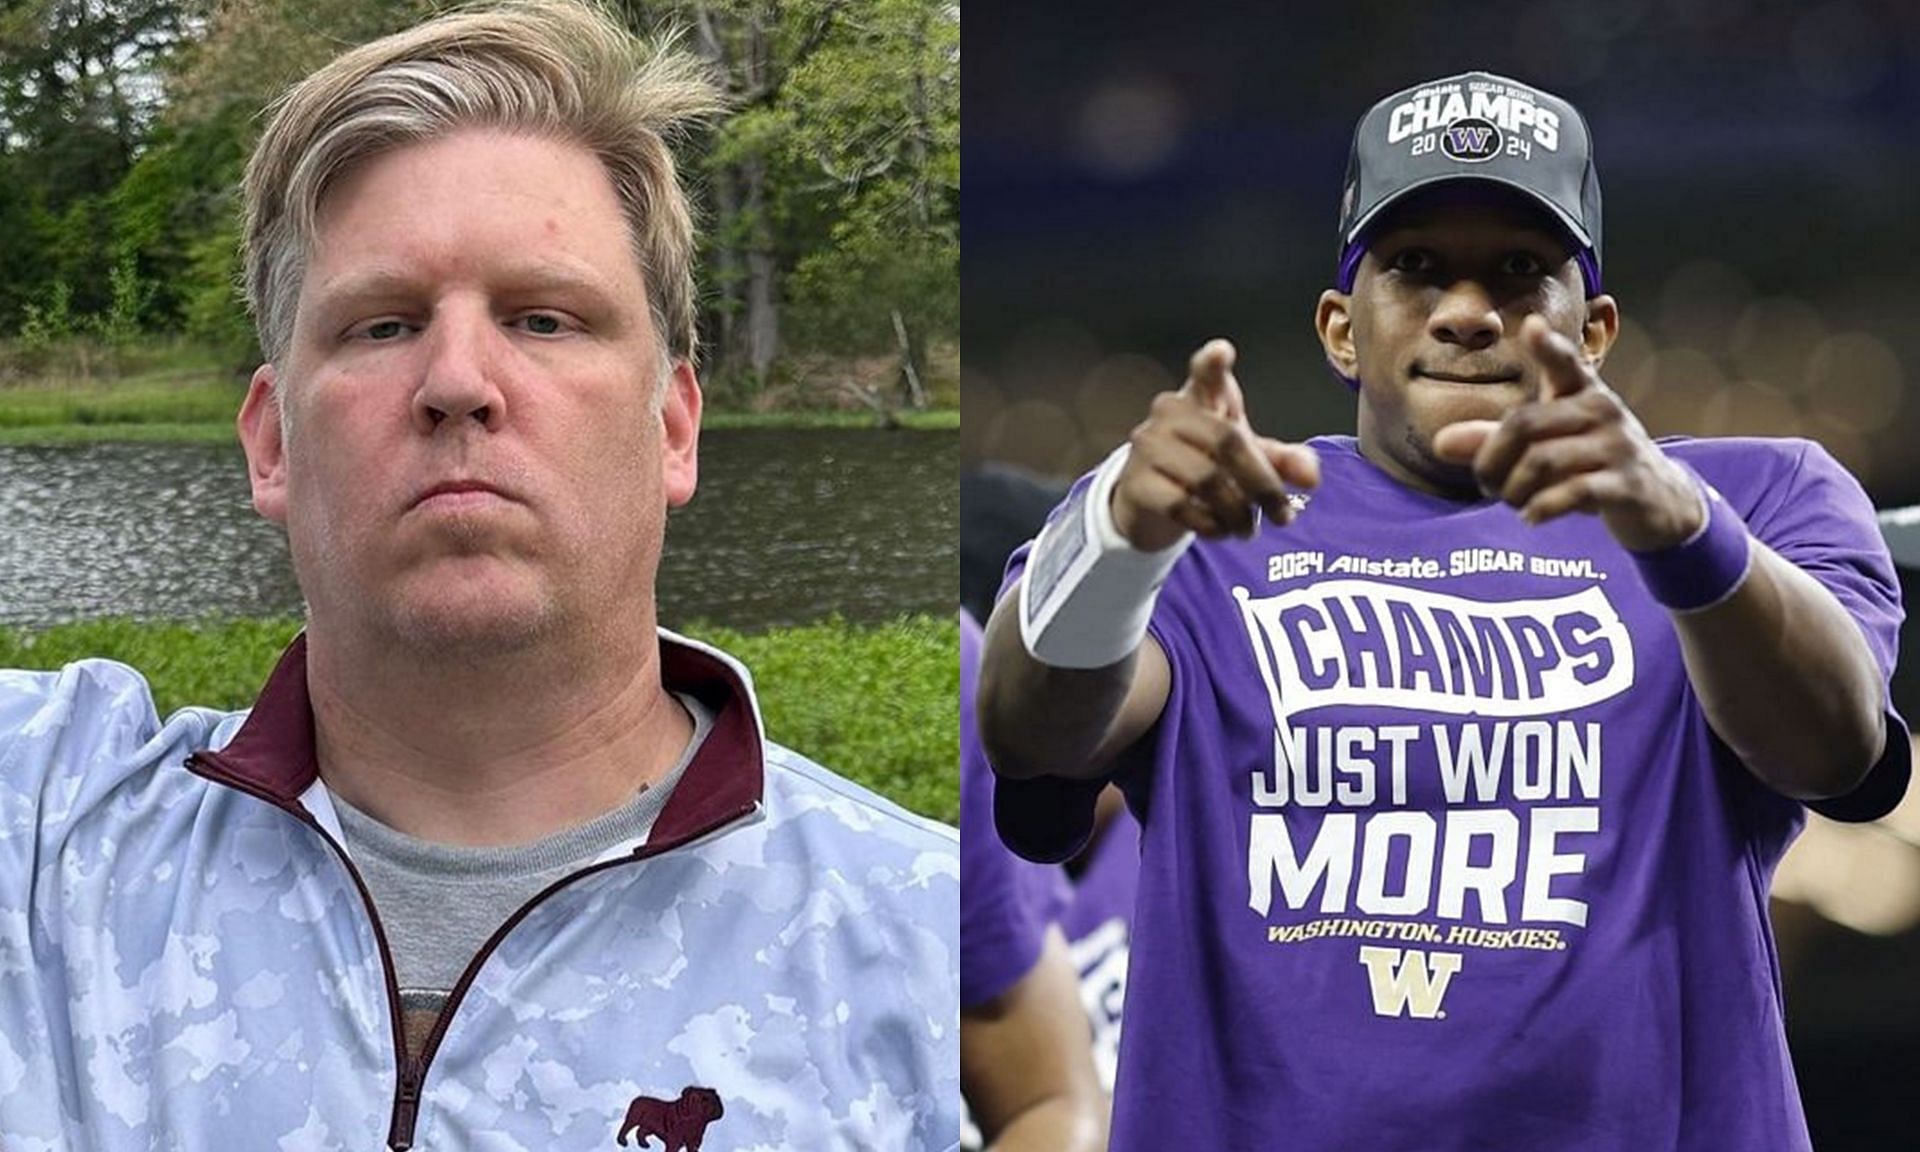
[
  {"xmin": 0, "ymin": 614, "xmax": 959, "ymax": 824},
  {"xmin": 691, "ymin": 615, "xmax": 959, "ymax": 822},
  {"xmin": 0, "ymin": 422, "xmax": 241, "ymax": 445},
  {"xmin": 0, "ymin": 378, "xmax": 246, "ymax": 428},
  {"xmin": 0, "ymin": 383, "xmax": 957, "ymax": 444},
  {"xmin": 0, "ymin": 335, "xmax": 243, "ymax": 440},
  {"xmin": 0, "ymin": 335, "xmax": 232, "ymax": 391},
  {"xmin": 704, "ymin": 409, "xmax": 959, "ymax": 431}
]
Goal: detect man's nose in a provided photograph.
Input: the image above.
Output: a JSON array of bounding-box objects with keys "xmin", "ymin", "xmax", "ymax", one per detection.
[
  {"xmin": 413, "ymin": 307, "xmax": 507, "ymax": 432},
  {"xmin": 1428, "ymin": 279, "xmax": 1503, "ymax": 352}
]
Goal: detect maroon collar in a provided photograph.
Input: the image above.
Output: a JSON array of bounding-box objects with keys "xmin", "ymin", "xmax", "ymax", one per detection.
[{"xmin": 188, "ymin": 632, "xmax": 766, "ymax": 851}]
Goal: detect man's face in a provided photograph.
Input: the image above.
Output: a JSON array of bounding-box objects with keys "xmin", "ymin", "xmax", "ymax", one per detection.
[
  {"xmin": 237, "ymin": 129, "xmax": 700, "ymax": 654},
  {"xmin": 1317, "ymin": 197, "xmax": 1616, "ymax": 496}
]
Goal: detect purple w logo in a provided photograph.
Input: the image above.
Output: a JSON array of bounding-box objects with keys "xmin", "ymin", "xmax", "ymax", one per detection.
[
  {"xmin": 1438, "ymin": 117, "xmax": 1501, "ymax": 162},
  {"xmin": 1446, "ymin": 126, "xmax": 1493, "ymax": 153}
]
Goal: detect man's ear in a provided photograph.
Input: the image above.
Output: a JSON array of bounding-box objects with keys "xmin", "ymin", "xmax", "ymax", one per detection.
[
  {"xmin": 660, "ymin": 358, "xmax": 701, "ymax": 508},
  {"xmin": 1316, "ymin": 289, "xmax": 1359, "ymax": 381},
  {"xmin": 237, "ymin": 363, "xmax": 289, "ymax": 525},
  {"xmin": 1582, "ymin": 294, "xmax": 1620, "ymax": 369}
]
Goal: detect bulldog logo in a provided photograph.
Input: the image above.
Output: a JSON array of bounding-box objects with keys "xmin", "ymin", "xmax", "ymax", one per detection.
[{"xmin": 616, "ymin": 1085, "xmax": 724, "ymax": 1150}]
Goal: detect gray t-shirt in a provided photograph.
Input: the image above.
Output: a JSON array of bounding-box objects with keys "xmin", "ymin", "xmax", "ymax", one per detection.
[{"xmin": 333, "ymin": 694, "xmax": 714, "ymax": 1057}]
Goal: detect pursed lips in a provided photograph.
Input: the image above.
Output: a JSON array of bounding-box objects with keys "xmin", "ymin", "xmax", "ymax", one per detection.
[
  {"xmin": 410, "ymin": 478, "xmax": 516, "ymax": 510},
  {"xmin": 1412, "ymin": 364, "xmax": 1523, "ymax": 385}
]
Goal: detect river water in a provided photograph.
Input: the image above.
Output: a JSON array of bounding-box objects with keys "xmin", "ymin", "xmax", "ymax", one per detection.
[{"xmin": 0, "ymin": 428, "xmax": 957, "ymax": 631}]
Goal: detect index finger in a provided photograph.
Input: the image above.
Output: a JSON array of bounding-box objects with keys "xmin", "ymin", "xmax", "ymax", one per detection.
[
  {"xmin": 1215, "ymin": 425, "xmax": 1290, "ymax": 527},
  {"xmin": 1180, "ymin": 338, "xmax": 1242, "ymax": 421},
  {"xmin": 1522, "ymin": 316, "xmax": 1594, "ymax": 402}
]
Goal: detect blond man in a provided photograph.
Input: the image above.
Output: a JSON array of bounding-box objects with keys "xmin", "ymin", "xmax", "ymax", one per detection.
[{"xmin": 0, "ymin": 4, "xmax": 959, "ymax": 1148}]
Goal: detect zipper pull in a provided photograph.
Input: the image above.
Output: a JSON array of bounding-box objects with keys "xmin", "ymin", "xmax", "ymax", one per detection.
[{"xmin": 389, "ymin": 1063, "xmax": 423, "ymax": 1150}]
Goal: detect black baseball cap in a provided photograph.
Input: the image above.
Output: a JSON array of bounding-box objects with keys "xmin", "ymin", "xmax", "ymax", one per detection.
[{"xmin": 1335, "ymin": 71, "xmax": 1603, "ymax": 296}]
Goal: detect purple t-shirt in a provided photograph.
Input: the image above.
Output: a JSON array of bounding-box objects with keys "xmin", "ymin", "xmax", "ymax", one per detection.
[
  {"xmin": 960, "ymin": 611, "xmax": 1071, "ymax": 1008},
  {"xmin": 1000, "ymin": 435, "xmax": 1908, "ymax": 1152}
]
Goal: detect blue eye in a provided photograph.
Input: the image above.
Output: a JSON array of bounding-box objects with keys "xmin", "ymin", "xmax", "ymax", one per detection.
[
  {"xmin": 365, "ymin": 320, "xmax": 407, "ymax": 340},
  {"xmin": 520, "ymin": 314, "xmax": 564, "ymax": 335}
]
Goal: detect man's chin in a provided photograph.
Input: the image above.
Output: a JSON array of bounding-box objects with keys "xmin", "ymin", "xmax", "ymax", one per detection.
[
  {"xmin": 1404, "ymin": 426, "xmax": 1490, "ymax": 501},
  {"xmin": 380, "ymin": 578, "xmax": 562, "ymax": 657}
]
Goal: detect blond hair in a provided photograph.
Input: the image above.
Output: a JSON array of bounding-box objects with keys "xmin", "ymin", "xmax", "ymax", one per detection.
[{"xmin": 242, "ymin": 0, "xmax": 722, "ymax": 380}]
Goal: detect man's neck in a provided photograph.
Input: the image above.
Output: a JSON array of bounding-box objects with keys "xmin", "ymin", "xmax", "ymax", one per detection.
[{"xmin": 304, "ymin": 620, "xmax": 695, "ymax": 847}]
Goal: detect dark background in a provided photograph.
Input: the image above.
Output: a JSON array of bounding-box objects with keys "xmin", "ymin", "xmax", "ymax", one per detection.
[{"xmin": 963, "ymin": 1, "xmax": 1920, "ymax": 1144}]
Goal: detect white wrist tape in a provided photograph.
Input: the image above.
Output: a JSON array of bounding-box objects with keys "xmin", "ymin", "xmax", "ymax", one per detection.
[{"xmin": 1019, "ymin": 445, "xmax": 1194, "ymax": 669}]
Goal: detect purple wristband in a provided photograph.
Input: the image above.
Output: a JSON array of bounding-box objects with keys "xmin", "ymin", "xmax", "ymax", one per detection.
[{"xmin": 1630, "ymin": 468, "xmax": 1753, "ymax": 613}]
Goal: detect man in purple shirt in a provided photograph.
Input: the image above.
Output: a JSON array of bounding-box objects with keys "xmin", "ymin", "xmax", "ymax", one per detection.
[
  {"xmin": 960, "ymin": 611, "xmax": 1105, "ymax": 1151},
  {"xmin": 976, "ymin": 71, "xmax": 1908, "ymax": 1152}
]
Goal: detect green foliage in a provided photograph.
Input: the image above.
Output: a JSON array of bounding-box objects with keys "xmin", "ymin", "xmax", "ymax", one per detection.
[
  {"xmin": 683, "ymin": 615, "xmax": 959, "ymax": 822},
  {"xmin": 0, "ymin": 330, "xmax": 226, "ymax": 380},
  {"xmin": 774, "ymin": 0, "xmax": 957, "ymax": 382},
  {"xmin": 107, "ymin": 111, "xmax": 252, "ymax": 335},
  {"xmin": 0, "ymin": 0, "xmax": 959, "ymax": 415},
  {"xmin": 0, "ymin": 155, "xmax": 49, "ymax": 326},
  {"xmin": 0, "ymin": 615, "xmax": 960, "ymax": 822},
  {"xmin": 0, "ymin": 367, "xmax": 242, "ymax": 429},
  {"xmin": 786, "ymin": 218, "xmax": 955, "ymax": 356},
  {"xmin": 41, "ymin": 196, "xmax": 118, "ymax": 319},
  {"xmin": 14, "ymin": 259, "xmax": 160, "ymax": 355},
  {"xmin": 0, "ymin": 422, "xmax": 238, "ymax": 445},
  {"xmin": 0, "ymin": 618, "xmax": 305, "ymax": 711},
  {"xmin": 662, "ymin": 0, "xmax": 958, "ymax": 394},
  {"xmin": 91, "ymin": 256, "xmax": 156, "ymax": 345},
  {"xmin": 17, "ymin": 281, "xmax": 75, "ymax": 349},
  {"xmin": 180, "ymin": 217, "xmax": 257, "ymax": 367}
]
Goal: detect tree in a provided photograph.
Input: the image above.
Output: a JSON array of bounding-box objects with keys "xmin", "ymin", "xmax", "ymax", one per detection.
[
  {"xmin": 653, "ymin": 0, "xmax": 842, "ymax": 395},
  {"xmin": 0, "ymin": 0, "xmax": 960, "ymax": 414},
  {"xmin": 0, "ymin": 0, "xmax": 192, "ymax": 323},
  {"xmin": 779, "ymin": 0, "xmax": 957, "ymax": 407}
]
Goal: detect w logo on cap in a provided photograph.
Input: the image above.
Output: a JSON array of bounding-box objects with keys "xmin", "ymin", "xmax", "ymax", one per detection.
[{"xmin": 1440, "ymin": 117, "xmax": 1502, "ymax": 163}]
